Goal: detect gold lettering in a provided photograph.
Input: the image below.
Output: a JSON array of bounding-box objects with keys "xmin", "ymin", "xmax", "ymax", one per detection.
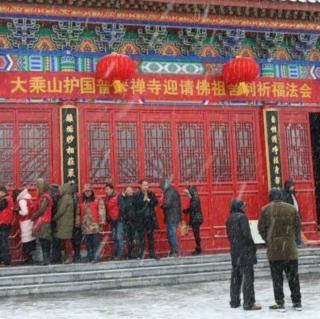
[
  {"xmin": 179, "ymin": 80, "xmax": 194, "ymax": 96},
  {"xmin": 29, "ymin": 76, "xmax": 47, "ymax": 94},
  {"xmin": 80, "ymin": 77, "xmax": 96, "ymax": 94},
  {"xmin": 147, "ymin": 79, "xmax": 162, "ymax": 95},
  {"xmin": 131, "ymin": 79, "xmax": 146, "ymax": 95},
  {"xmin": 11, "ymin": 77, "xmax": 27, "ymax": 93},
  {"xmin": 163, "ymin": 80, "xmax": 178, "ymax": 95}
]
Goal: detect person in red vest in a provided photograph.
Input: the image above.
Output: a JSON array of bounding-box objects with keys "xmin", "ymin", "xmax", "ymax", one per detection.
[
  {"xmin": 0, "ymin": 186, "xmax": 14, "ymax": 266},
  {"xmin": 31, "ymin": 178, "xmax": 53, "ymax": 265},
  {"xmin": 105, "ymin": 183, "xmax": 123, "ymax": 260},
  {"xmin": 78, "ymin": 184, "xmax": 104, "ymax": 263},
  {"xmin": 13, "ymin": 188, "xmax": 36, "ymax": 264}
]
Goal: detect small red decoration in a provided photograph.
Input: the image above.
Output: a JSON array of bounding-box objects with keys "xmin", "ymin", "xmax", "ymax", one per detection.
[
  {"xmin": 222, "ymin": 56, "xmax": 259, "ymax": 85},
  {"xmin": 96, "ymin": 53, "xmax": 136, "ymax": 82}
]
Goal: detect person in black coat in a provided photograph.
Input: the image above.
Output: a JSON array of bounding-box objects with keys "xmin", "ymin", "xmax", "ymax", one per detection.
[
  {"xmin": 134, "ymin": 180, "xmax": 159, "ymax": 259},
  {"xmin": 282, "ymin": 179, "xmax": 304, "ymax": 246},
  {"xmin": 160, "ymin": 179, "xmax": 181, "ymax": 257},
  {"xmin": 120, "ymin": 186, "xmax": 137, "ymax": 259},
  {"xmin": 70, "ymin": 182, "xmax": 82, "ymax": 263},
  {"xmin": 226, "ymin": 198, "xmax": 261, "ymax": 311},
  {"xmin": 183, "ymin": 186, "xmax": 203, "ymax": 255}
]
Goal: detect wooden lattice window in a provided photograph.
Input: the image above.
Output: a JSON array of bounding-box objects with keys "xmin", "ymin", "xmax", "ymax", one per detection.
[
  {"xmin": 285, "ymin": 123, "xmax": 311, "ymax": 180},
  {"xmin": 144, "ymin": 123, "xmax": 173, "ymax": 183},
  {"xmin": 235, "ymin": 122, "xmax": 256, "ymax": 181},
  {"xmin": 177, "ymin": 123, "xmax": 205, "ymax": 182},
  {"xmin": 88, "ymin": 123, "xmax": 111, "ymax": 185},
  {"xmin": 19, "ymin": 123, "xmax": 50, "ymax": 185},
  {"xmin": 116, "ymin": 123, "xmax": 138, "ymax": 184},
  {"xmin": 211, "ymin": 123, "xmax": 232, "ymax": 182},
  {"xmin": 0, "ymin": 123, "xmax": 14, "ymax": 186}
]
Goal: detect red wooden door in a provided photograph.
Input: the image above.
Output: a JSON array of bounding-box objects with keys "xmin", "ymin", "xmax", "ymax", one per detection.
[
  {"xmin": 279, "ymin": 109, "xmax": 318, "ymax": 239},
  {"xmin": 79, "ymin": 105, "xmax": 267, "ymax": 254},
  {"xmin": 0, "ymin": 105, "xmax": 60, "ymax": 262},
  {"xmin": 208, "ymin": 109, "xmax": 267, "ymax": 249}
]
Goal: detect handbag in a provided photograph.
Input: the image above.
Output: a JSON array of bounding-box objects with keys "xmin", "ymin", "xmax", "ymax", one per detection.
[{"xmin": 180, "ymin": 220, "xmax": 189, "ymax": 236}]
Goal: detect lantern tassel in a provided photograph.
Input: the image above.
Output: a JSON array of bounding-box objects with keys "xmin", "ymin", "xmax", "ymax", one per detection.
[
  {"xmin": 237, "ymin": 82, "xmax": 250, "ymax": 96},
  {"xmin": 112, "ymin": 80, "xmax": 126, "ymax": 94}
]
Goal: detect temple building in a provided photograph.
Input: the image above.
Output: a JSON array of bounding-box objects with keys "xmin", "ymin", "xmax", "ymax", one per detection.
[{"xmin": 1, "ymin": 0, "xmax": 320, "ymax": 259}]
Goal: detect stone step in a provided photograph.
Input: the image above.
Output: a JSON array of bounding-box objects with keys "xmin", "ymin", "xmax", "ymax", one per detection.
[
  {"xmin": 0, "ymin": 263, "xmax": 318, "ymax": 297},
  {"xmin": 1, "ymin": 247, "xmax": 318, "ymax": 277},
  {"xmin": 1, "ymin": 254, "xmax": 319, "ymax": 287},
  {"xmin": 0, "ymin": 248, "xmax": 319, "ymax": 297}
]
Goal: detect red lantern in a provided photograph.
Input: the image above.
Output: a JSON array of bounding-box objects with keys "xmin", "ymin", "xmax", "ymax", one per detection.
[
  {"xmin": 96, "ymin": 53, "xmax": 136, "ymax": 82},
  {"xmin": 222, "ymin": 56, "xmax": 259, "ymax": 85}
]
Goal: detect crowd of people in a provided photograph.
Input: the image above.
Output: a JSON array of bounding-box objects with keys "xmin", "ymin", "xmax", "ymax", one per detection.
[
  {"xmin": 0, "ymin": 175, "xmax": 305, "ymax": 311},
  {"xmin": 226, "ymin": 180, "xmax": 303, "ymax": 312},
  {"xmin": 0, "ymin": 178, "xmax": 204, "ymax": 266}
]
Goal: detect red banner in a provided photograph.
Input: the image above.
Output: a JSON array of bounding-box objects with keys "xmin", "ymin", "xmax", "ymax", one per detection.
[{"xmin": 0, "ymin": 72, "xmax": 318, "ymax": 103}]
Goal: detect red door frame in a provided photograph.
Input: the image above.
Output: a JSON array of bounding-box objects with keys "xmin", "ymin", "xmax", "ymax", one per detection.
[{"xmin": 278, "ymin": 107, "xmax": 319, "ymax": 240}]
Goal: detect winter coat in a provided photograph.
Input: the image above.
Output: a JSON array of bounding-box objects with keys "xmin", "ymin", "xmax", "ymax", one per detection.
[
  {"xmin": 258, "ymin": 201, "xmax": 300, "ymax": 261},
  {"xmin": 53, "ymin": 183, "xmax": 74, "ymax": 239},
  {"xmin": 79, "ymin": 198, "xmax": 103, "ymax": 235},
  {"xmin": 162, "ymin": 187, "xmax": 181, "ymax": 225},
  {"xmin": 226, "ymin": 200, "xmax": 257, "ymax": 266},
  {"xmin": 134, "ymin": 190, "xmax": 159, "ymax": 231},
  {"xmin": 282, "ymin": 180, "xmax": 294, "ymax": 204},
  {"xmin": 32, "ymin": 180, "xmax": 53, "ymax": 240},
  {"xmin": 105, "ymin": 191, "xmax": 121, "ymax": 222},
  {"xmin": 184, "ymin": 187, "xmax": 203, "ymax": 225},
  {"xmin": 17, "ymin": 189, "xmax": 35, "ymax": 243},
  {"xmin": 282, "ymin": 181, "xmax": 301, "ymax": 216},
  {"xmin": 120, "ymin": 195, "xmax": 136, "ymax": 225},
  {"xmin": 0, "ymin": 196, "xmax": 14, "ymax": 225}
]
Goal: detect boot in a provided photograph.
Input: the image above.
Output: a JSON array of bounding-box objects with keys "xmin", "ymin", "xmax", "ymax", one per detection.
[
  {"xmin": 244, "ymin": 304, "xmax": 262, "ymax": 311},
  {"xmin": 192, "ymin": 247, "xmax": 202, "ymax": 255},
  {"xmin": 42, "ymin": 250, "xmax": 50, "ymax": 265},
  {"xmin": 73, "ymin": 249, "xmax": 81, "ymax": 263},
  {"xmin": 149, "ymin": 251, "xmax": 160, "ymax": 260},
  {"xmin": 23, "ymin": 254, "xmax": 34, "ymax": 265}
]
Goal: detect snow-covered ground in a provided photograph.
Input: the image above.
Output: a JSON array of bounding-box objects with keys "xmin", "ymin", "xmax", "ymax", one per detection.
[{"xmin": 1, "ymin": 274, "xmax": 320, "ymax": 319}]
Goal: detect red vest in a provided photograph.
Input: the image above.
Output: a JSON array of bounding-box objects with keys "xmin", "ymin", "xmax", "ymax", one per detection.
[
  {"xmin": 0, "ymin": 196, "xmax": 14, "ymax": 225},
  {"xmin": 80, "ymin": 199, "xmax": 100, "ymax": 224},
  {"xmin": 35, "ymin": 193, "xmax": 53, "ymax": 224},
  {"xmin": 105, "ymin": 193, "xmax": 120, "ymax": 221}
]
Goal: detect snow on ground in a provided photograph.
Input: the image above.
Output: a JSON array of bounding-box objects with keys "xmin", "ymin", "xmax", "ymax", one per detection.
[{"xmin": 1, "ymin": 274, "xmax": 320, "ymax": 319}]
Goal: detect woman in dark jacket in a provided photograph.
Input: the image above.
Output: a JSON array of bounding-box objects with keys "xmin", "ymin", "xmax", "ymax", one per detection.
[
  {"xmin": 183, "ymin": 186, "xmax": 203, "ymax": 255},
  {"xmin": 225, "ymin": 198, "xmax": 261, "ymax": 311},
  {"xmin": 120, "ymin": 186, "xmax": 137, "ymax": 259}
]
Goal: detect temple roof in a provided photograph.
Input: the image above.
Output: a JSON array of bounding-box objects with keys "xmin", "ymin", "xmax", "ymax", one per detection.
[
  {"xmin": 2, "ymin": 0, "xmax": 320, "ymax": 22},
  {"xmin": 4, "ymin": 0, "xmax": 320, "ymax": 8},
  {"xmin": 278, "ymin": 0, "xmax": 320, "ymax": 2}
]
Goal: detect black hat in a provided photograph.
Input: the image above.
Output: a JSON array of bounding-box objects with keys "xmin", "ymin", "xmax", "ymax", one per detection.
[
  {"xmin": 269, "ymin": 188, "xmax": 282, "ymax": 201},
  {"xmin": 230, "ymin": 198, "xmax": 246, "ymax": 213}
]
